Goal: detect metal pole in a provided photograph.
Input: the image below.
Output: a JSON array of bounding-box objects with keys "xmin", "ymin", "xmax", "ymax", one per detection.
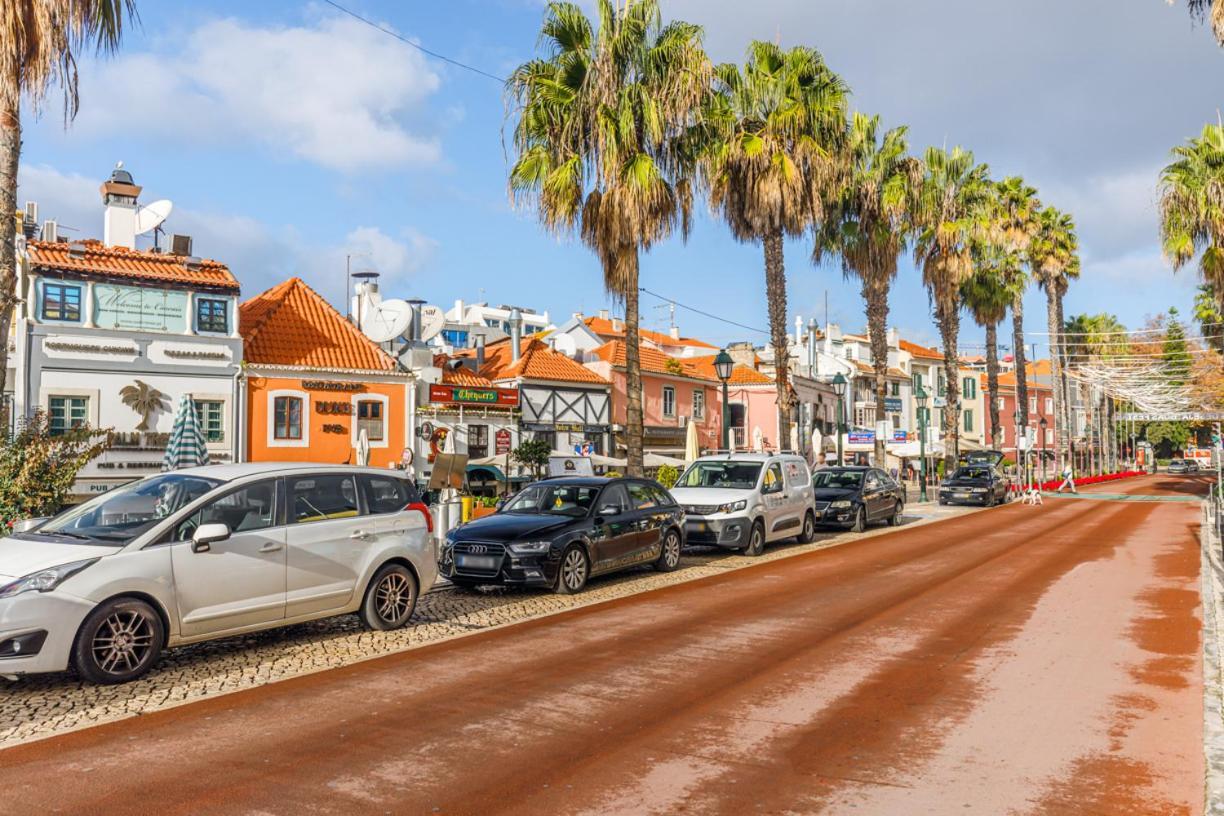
[
  {"xmin": 836, "ymin": 394, "xmax": 845, "ymax": 466},
  {"xmin": 919, "ymin": 407, "xmax": 928, "ymax": 503},
  {"xmin": 721, "ymin": 380, "xmax": 730, "ymax": 451}
]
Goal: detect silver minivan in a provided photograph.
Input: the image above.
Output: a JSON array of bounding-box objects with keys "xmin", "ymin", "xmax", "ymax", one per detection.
[
  {"xmin": 670, "ymin": 453, "xmax": 817, "ymax": 556},
  {"xmin": 0, "ymin": 463, "xmax": 436, "ymax": 684}
]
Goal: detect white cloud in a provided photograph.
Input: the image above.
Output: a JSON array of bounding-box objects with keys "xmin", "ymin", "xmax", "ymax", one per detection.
[
  {"xmin": 72, "ymin": 16, "xmax": 443, "ymax": 171},
  {"xmin": 17, "ymin": 164, "xmax": 436, "ymax": 304}
]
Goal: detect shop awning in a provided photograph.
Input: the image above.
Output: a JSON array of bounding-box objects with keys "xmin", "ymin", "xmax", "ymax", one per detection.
[{"xmin": 466, "ymin": 464, "xmax": 507, "ymax": 482}]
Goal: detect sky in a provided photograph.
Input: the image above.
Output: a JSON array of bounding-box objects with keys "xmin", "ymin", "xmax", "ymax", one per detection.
[{"xmin": 15, "ymin": 0, "xmax": 1224, "ymax": 357}]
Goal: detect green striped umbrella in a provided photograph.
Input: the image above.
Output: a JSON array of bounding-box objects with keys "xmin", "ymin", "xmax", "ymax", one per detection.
[{"xmin": 163, "ymin": 395, "xmax": 209, "ymax": 470}]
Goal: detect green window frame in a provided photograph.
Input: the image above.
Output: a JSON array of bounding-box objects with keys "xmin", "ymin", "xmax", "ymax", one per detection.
[
  {"xmin": 48, "ymin": 396, "xmax": 88, "ymax": 435},
  {"xmin": 193, "ymin": 400, "xmax": 225, "ymax": 443},
  {"xmin": 963, "ymin": 409, "xmax": 974, "ymax": 432}
]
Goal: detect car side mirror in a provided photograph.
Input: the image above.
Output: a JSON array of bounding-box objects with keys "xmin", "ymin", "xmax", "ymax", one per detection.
[{"xmin": 192, "ymin": 523, "xmax": 231, "ymax": 553}]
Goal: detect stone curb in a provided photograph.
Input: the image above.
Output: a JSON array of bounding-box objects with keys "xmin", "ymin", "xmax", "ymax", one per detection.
[{"xmin": 1199, "ymin": 499, "xmax": 1224, "ymax": 815}]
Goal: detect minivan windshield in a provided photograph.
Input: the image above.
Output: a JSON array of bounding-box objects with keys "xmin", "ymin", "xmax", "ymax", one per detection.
[
  {"xmin": 675, "ymin": 462, "xmax": 763, "ymax": 490},
  {"xmin": 812, "ymin": 470, "xmax": 863, "ymax": 489},
  {"xmin": 29, "ymin": 474, "xmax": 222, "ymax": 545},
  {"xmin": 502, "ymin": 483, "xmax": 600, "ymax": 518}
]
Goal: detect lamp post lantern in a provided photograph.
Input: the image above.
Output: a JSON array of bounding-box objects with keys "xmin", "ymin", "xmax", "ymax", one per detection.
[
  {"xmin": 915, "ymin": 384, "xmax": 929, "ymax": 502},
  {"xmin": 832, "ymin": 373, "xmax": 848, "ymax": 466},
  {"xmin": 714, "ymin": 349, "xmax": 734, "ymax": 451},
  {"xmin": 1039, "ymin": 416, "xmax": 1048, "ymax": 487}
]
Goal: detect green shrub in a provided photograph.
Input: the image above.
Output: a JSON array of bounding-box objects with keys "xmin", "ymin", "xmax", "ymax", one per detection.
[
  {"xmin": 0, "ymin": 411, "xmax": 108, "ymax": 528},
  {"xmin": 655, "ymin": 463, "xmax": 680, "ymax": 488}
]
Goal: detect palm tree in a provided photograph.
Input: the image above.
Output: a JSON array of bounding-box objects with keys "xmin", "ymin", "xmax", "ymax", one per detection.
[
  {"xmin": 961, "ymin": 255, "xmax": 1020, "ymax": 452},
  {"xmin": 912, "ymin": 146, "xmax": 992, "ymax": 473},
  {"xmin": 119, "ymin": 380, "xmax": 168, "ymax": 431},
  {"xmin": 507, "ymin": 0, "xmax": 710, "ymax": 475},
  {"xmin": 702, "ymin": 41, "xmax": 849, "ymax": 451},
  {"xmin": 1160, "ymin": 123, "xmax": 1224, "ymax": 316},
  {"xmin": 1180, "ymin": 0, "xmax": 1224, "ymax": 45},
  {"xmin": 1193, "ymin": 283, "xmax": 1224, "ymax": 352},
  {"xmin": 815, "ymin": 112, "xmax": 919, "ymax": 463},
  {"xmin": 1029, "ymin": 206, "xmax": 1079, "ymax": 469},
  {"xmin": 996, "ymin": 176, "xmax": 1041, "ymax": 429},
  {"xmin": 1, "ymin": 1, "xmax": 137, "ymax": 408}
]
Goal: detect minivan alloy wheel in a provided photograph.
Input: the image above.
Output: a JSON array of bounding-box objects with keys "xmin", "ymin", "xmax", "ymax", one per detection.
[
  {"xmin": 92, "ymin": 610, "xmax": 156, "ymax": 675},
  {"xmin": 375, "ymin": 572, "xmax": 414, "ymax": 623}
]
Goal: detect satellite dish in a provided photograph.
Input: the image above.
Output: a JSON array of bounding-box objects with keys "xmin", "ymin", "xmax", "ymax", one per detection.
[
  {"xmin": 418, "ymin": 305, "xmax": 446, "ymax": 341},
  {"xmin": 133, "ymin": 199, "xmax": 173, "ymax": 235},
  {"xmin": 362, "ymin": 298, "xmax": 413, "ymax": 343},
  {"xmin": 551, "ymin": 334, "xmax": 578, "ymax": 357}
]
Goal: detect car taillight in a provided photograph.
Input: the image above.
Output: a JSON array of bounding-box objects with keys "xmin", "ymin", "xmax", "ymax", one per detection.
[{"xmin": 406, "ymin": 501, "xmax": 433, "ymax": 533}]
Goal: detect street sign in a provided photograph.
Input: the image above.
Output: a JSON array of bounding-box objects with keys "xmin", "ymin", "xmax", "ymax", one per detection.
[
  {"xmin": 1117, "ymin": 411, "xmax": 1224, "ymax": 421},
  {"xmin": 495, "ymin": 428, "xmax": 512, "ymax": 455},
  {"xmin": 848, "ymin": 430, "xmax": 875, "ymax": 445}
]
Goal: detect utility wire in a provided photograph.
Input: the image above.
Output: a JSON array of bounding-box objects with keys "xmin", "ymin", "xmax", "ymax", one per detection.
[
  {"xmin": 321, "ymin": 0, "xmax": 507, "ymax": 83},
  {"xmin": 639, "ymin": 287, "xmax": 770, "ymax": 335}
]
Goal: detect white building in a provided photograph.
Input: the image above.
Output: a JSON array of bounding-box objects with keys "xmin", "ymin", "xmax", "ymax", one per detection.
[{"xmin": 435, "ymin": 300, "xmax": 552, "ymax": 351}]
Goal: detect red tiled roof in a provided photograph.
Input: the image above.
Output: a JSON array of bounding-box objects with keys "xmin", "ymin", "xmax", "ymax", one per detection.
[
  {"xmin": 593, "ymin": 340, "xmax": 716, "ymax": 382},
  {"xmin": 464, "ymin": 337, "xmax": 608, "ymax": 385},
  {"xmin": 850, "ymin": 359, "xmax": 910, "ymax": 379},
  {"xmin": 240, "ymin": 278, "xmax": 395, "ymax": 371},
  {"xmin": 28, "ymin": 239, "xmax": 239, "ymax": 291},
  {"xmin": 434, "ymin": 354, "xmax": 495, "ymax": 387},
  {"xmin": 686, "ymin": 354, "xmax": 774, "ymax": 385},
  {"xmin": 993, "ymin": 360, "xmax": 1054, "ymax": 391},
  {"xmin": 584, "ymin": 316, "xmax": 717, "ymax": 350},
  {"xmin": 899, "ymin": 339, "xmax": 943, "ymax": 360}
]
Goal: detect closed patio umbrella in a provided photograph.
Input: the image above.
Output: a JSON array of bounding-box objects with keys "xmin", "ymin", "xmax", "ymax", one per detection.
[
  {"xmin": 685, "ymin": 420, "xmax": 700, "ymax": 463},
  {"xmin": 162, "ymin": 395, "xmax": 208, "ymax": 471},
  {"xmin": 356, "ymin": 427, "xmax": 371, "ymax": 466}
]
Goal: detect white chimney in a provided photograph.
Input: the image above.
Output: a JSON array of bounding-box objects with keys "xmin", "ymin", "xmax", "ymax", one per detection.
[
  {"xmin": 598, "ymin": 309, "xmax": 609, "ymax": 321},
  {"xmin": 669, "ymin": 325, "xmax": 680, "ymax": 340},
  {"xmin": 100, "ymin": 162, "xmax": 141, "ymax": 249},
  {"xmin": 510, "ymin": 307, "xmax": 523, "ymax": 363}
]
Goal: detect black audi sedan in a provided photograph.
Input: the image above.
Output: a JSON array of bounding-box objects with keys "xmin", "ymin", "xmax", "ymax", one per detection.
[
  {"xmin": 438, "ymin": 477, "xmax": 685, "ymax": 594},
  {"xmin": 939, "ymin": 463, "xmax": 1010, "ymax": 506},
  {"xmin": 812, "ymin": 466, "xmax": 906, "ymax": 532}
]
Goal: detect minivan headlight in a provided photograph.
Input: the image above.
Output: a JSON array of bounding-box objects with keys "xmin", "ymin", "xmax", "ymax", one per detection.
[
  {"xmin": 717, "ymin": 500, "xmax": 748, "ymax": 514},
  {"xmin": 508, "ymin": 540, "xmax": 552, "ymax": 555},
  {"xmin": 830, "ymin": 500, "xmax": 852, "ymax": 509},
  {"xmin": 0, "ymin": 558, "xmax": 98, "ymax": 599}
]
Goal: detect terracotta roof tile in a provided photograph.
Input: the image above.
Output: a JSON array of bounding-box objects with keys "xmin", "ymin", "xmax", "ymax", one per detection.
[
  {"xmin": 593, "ymin": 340, "xmax": 716, "ymax": 382},
  {"xmin": 28, "ymin": 239, "xmax": 239, "ymax": 291},
  {"xmin": 463, "ymin": 337, "xmax": 608, "ymax": 384},
  {"xmin": 850, "ymin": 360, "xmax": 909, "ymax": 379},
  {"xmin": 993, "ymin": 360, "xmax": 1054, "ymax": 391},
  {"xmin": 584, "ymin": 316, "xmax": 717, "ymax": 350},
  {"xmin": 686, "ymin": 354, "xmax": 774, "ymax": 385},
  {"xmin": 240, "ymin": 278, "xmax": 395, "ymax": 371},
  {"xmin": 899, "ymin": 339, "xmax": 943, "ymax": 360},
  {"xmin": 433, "ymin": 354, "xmax": 495, "ymax": 387}
]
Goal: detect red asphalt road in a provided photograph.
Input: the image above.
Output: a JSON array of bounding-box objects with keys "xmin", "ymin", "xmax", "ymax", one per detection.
[{"xmin": 0, "ymin": 474, "xmax": 1205, "ymax": 815}]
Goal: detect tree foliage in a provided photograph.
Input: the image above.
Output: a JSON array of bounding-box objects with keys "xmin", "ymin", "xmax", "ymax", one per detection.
[
  {"xmin": 512, "ymin": 437, "xmax": 553, "ymax": 478},
  {"xmin": 0, "ymin": 411, "xmax": 108, "ymax": 528}
]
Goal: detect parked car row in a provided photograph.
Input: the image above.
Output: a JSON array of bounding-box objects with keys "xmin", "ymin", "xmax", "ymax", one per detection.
[
  {"xmin": 1166, "ymin": 459, "xmax": 1201, "ymax": 475},
  {"xmin": 0, "ymin": 451, "xmax": 1006, "ymax": 685}
]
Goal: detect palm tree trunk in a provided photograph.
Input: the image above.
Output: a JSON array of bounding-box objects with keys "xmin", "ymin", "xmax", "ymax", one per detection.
[
  {"xmin": 863, "ymin": 273, "xmax": 890, "ymax": 465},
  {"xmin": 1046, "ymin": 286, "xmax": 1066, "ymax": 469},
  {"xmin": 624, "ymin": 252, "xmax": 644, "ymax": 477},
  {"xmin": 0, "ymin": 99, "xmax": 19, "ymax": 430},
  {"xmin": 985, "ymin": 321, "xmax": 1000, "ymax": 448},
  {"xmin": 936, "ymin": 297, "xmax": 961, "ymax": 474},
  {"xmin": 764, "ymin": 229, "xmax": 793, "ymax": 452},
  {"xmin": 1055, "ymin": 291, "xmax": 1073, "ymax": 470},
  {"xmin": 1012, "ymin": 290, "xmax": 1028, "ymax": 430}
]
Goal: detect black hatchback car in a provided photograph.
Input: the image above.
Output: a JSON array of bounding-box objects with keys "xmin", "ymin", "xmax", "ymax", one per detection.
[
  {"xmin": 939, "ymin": 463, "xmax": 1010, "ymax": 506},
  {"xmin": 439, "ymin": 477, "xmax": 685, "ymax": 594},
  {"xmin": 812, "ymin": 466, "xmax": 906, "ymax": 532}
]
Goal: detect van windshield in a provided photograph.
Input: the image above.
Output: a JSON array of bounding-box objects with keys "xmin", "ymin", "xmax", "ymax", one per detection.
[
  {"xmin": 28, "ymin": 474, "xmax": 222, "ymax": 545},
  {"xmin": 676, "ymin": 462, "xmax": 762, "ymax": 489}
]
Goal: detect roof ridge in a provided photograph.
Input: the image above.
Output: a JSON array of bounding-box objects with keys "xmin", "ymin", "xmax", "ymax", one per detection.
[{"xmin": 240, "ymin": 278, "xmax": 299, "ymax": 347}]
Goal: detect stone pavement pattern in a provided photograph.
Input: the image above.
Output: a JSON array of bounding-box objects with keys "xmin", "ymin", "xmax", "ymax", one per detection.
[{"xmin": 0, "ymin": 499, "xmax": 974, "ymax": 747}]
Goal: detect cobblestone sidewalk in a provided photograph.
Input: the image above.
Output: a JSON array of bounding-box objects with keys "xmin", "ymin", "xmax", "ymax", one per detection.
[{"xmin": 0, "ymin": 500, "xmax": 977, "ymax": 748}]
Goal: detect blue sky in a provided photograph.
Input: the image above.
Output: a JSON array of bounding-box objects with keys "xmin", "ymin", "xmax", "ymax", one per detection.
[{"xmin": 16, "ymin": 0, "xmax": 1222, "ymax": 355}]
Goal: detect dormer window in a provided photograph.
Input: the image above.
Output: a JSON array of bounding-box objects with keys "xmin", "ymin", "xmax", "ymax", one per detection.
[
  {"xmin": 42, "ymin": 282, "xmax": 82, "ymax": 322},
  {"xmin": 197, "ymin": 297, "xmax": 229, "ymax": 333}
]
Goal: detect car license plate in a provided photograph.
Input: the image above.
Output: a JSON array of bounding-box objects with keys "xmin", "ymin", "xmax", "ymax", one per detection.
[
  {"xmin": 689, "ymin": 521, "xmax": 707, "ymax": 532},
  {"xmin": 456, "ymin": 554, "xmax": 498, "ymax": 570},
  {"xmin": 955, "ymin": 492, "xmax": 969, "ymax": 498}
]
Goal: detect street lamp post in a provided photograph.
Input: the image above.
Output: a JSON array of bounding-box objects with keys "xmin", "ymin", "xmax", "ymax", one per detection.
[
  {"xmin": 832, "ymin": 373, "xmax": 848, "ymax": 466},
  {"xmin": 714, "ymin": 349, "xmax": 734, "ymax": 451},
  {"xmin": 1039, "ymin": 416, "xmax": 1048, "ymax": 487},
  {"xmin": 915, "ymin": 384, "xmax": 929, "ymax": 502},
  {"xmin": 1014, "ymin": 409, "xmax": 1025, "ymax": 490}
]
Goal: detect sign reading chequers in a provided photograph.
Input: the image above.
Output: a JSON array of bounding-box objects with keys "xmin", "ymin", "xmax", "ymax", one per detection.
[
  {"xmin": 428, "ymin": 384, "xmax": 520, "ymax": 407},
  {"xmin": 1117, "ymin": 412, "xmax": 1224, "ymax": 422}
]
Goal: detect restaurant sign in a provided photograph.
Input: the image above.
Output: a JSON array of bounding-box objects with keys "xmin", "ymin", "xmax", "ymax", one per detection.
[
  {"xmin": 94, "ymin": 284, "xmax": 189, "ymax": 332},
  {"xmin": 428, "ymin": 384, "xmax": 519, "ymax": 406}
]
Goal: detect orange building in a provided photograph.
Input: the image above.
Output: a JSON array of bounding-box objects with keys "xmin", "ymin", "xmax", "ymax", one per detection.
[{"xmin": 240, "ymin": 278, "xmax": 409, "ymax": 467}]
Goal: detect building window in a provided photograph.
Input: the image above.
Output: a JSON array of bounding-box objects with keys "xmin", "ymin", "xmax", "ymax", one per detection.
[
  {"xmin": 692, "ymin": 389, "xmax": 705, "ymax": 420},
  {"xmin": 196, "ymin": 298, "xmax": 229, "ymax": 333},
  {"xmin": 531, "ymin": 430, "xmax": 555, "ymax": 450},
  {"xmin": 937, "ymin": 374, "xmax": 946, "ymax": 397},
  {"xmin": 1029, "ymin": 397, "xmax": 1037, "ymax": 413},
  {"xmin": 42, "ymin": 282, "xmax": 82, "ymax": 322},
  {"xmin": 997, "ymin": 396, "xmax": 1006, "ymax": 410},
  {"xmin": 441, "ymin": 329, "xmax": 469, "ymax": 348},
  {"xmin": 48, "ymin": 396, "xmax": 88, "ymax": 435},
  {"xmin": 468, "ymin": 424, "xmax": 489, "ymax": 458},
  {"xmin": 274, "ymin": 396, "xmax": 303, "ymax": 440},
  {"xmin": 1045, "ymin": 428, "xmax": 1054, "ymax": 445},
  {"xmin": 662, "ymin": 386, "xmax": 676, "ymax": 418},
  {"xmin": 964, "ymin": 410, "xmax": 974, "ymax": 432},
  {"xmin": 193, "ymin": 400, "xmax": 225, "ymax": 442},
  {"xmin": 998, "ymin": 425, "xmax": 1006, "ymax": 444},
  {"xmin": 356, "ymin": 399, "xmax": 384, "ymax": 442},
  {"xmin": 962, "ymin": 377, "xmax": 976, "ymax": 399},
  {"xmin": 890, "ymin": 382, "xmax": 900, "ymax": 397},
  {"xmin": 912, "ymin": 372, "xmax": 923, "ymax": 390},
  {"xmin": 1044, "ymin": 397, "xmax": 1053, "ymax": 414},
  {"xmin": 729, "ymin": 403, "xmax": 747, "ymax": 448}
]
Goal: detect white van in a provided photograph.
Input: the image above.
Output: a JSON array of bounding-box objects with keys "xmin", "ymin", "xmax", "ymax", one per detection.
[{"xmin": 670, "ymin": 453, "xmax": 816, "ymax": 556}]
